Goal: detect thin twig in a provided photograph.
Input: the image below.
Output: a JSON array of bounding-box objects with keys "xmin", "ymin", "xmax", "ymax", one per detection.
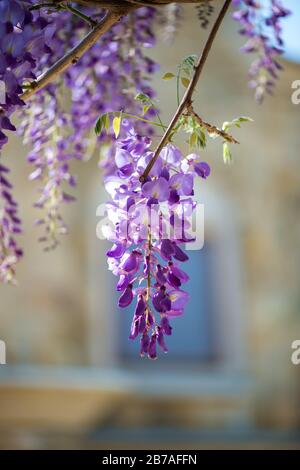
[
  {"xmin": 64, "ymin": 3, "xmax": 98, "ymax": 27},
  {"xmin": 64, "ymin": 1, "xmax": 214, "ymax": 7},
  {"xmin": 186, "ymin": 103, "xmax": 239, "ymax": 144},
  {"xmin": 29, "ymin": 2, "xmax": 64, "ymax": 11},
  {"xmin": 140, "ymin": 0, "xmax": 232, "ymax": 182},
  {"xmin": 21, "ymin": 10, "xmax": 130, "ymax": 102},
  {"xmin": 31, "ymin": 2, "xmax": 98, "ymax": 26}
]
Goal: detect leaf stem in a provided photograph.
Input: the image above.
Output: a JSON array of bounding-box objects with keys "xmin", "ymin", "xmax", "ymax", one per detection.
[{"xmin": 176, "ymin": 63, "xmax": 181, "ymax": 107}]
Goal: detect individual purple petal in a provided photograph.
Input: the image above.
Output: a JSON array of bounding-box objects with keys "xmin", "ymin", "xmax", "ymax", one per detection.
[
  {"xmin": 172, "ymin": 243, "xmax": 189, "ymax": 262},
  {"xmin": 119, "ymin": 252, "xmax": 138, "ymax": 273},
  {"xmin": 152, "ymin": 290, "xmax": 165, "ymax": 313},
  {"xmin": 134, "ymin": 296, "xmax": 146, "ymax": 317},
  {"xmin": 138, "ymin": 314, "xmax": 146, "ymax": 333},
  {"xmin": 1, "ymin": 116, "xmax": 16, "ymax": 132},
  {"xmin": 160, "ymin": 295, "xmax": 171, "ymax": 312},
  {"xmin": 169, "ymin": 289, "xmax": 189, "ymax": 310},
  {"xmin": 159, "ymin": 167, "xmax": 170, "ymax": 180},
  {"xmin": 107, "ymin": 242, "xmax": 126, "ymax": 259},
  {"xmin": 140, "ymin": 333, "xmax": 150, "ymax": 357},
  {"xmin": 116, "ymin": 274, "xmax": 130, "ymax": 291},
  {"xmin": 160, "ymin": 316, "xmax": 172, "ymax": 336},
  {"xmin": 137, "ymin": 152, "xmax": 163, "ymax": 177},
  {"xmin": 194, "ymin": 162, "xmax": 211, "ymax": 179},
  {"xmin": 118, "ymin": 285, "xmax": 133, "ymax": 308},
  {"xmin": 167, "ymin": 271, "xmax": 181, "ymax": 288},
  {"xmin": 170, "ymin": 264, "xmax": 189, "ymax": 283},
  {"xmin": 157, "ymin": 328, "xmax": 168, "ymax": 353},
  {"xmin": 160, "ymin": 144, "xmax": 182, "ymax": 166},
  {"xmin": 160, "ymin": 239, "xmax": 175, "ymax": 260},
  {"xmin": 168, "ymin": 189, "xmax": 180, "ymax": 204},
  {"xmin": 129, "ymin": 318, "xmax": 139, "ymax": 340},
  {"xmin": 148, "ymin": 333, "xmax": 157, "ymax": 360},
  {"xmin": 142, "ymin": 177, "xmax": 170, "ymax": 202},
  {"xmin": 169, "ymin": 173, "xmax": 193, "ymax": 196},
  {"xmin": 181, "ymin": 173, "xmax": 194, "ymax": 195},
  {"xmin": 115, "ymin": 148, "xmax": 132, "ymax": 169},
  {"xmin": 156, "ymin": 264, "xmax": 167, "ymax": 285}
]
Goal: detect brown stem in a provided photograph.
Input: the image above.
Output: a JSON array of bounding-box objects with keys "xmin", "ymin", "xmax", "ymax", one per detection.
[
  {"xmin": 21, "ymin": 9, "xmax": 131, "ymax": 102},
  {"xmin": 140, "ymin": 0, "xmax": 232, "ymax": 182},
  {"xmin": 59, "ymin": 1, "xmax": 214, "ymax": 7},
  {"xmin": 186, "ymin": 103, "xmax": 239, "ymax": 144}
]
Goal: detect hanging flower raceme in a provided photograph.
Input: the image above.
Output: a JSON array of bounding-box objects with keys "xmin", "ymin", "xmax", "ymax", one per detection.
[
  {"xmin": 0, "ymin": 0, "xmax": 53, "ymax": 281},
  {"xmin": 102, "ymin": 125, "xmax": 210, "ymax": 359},
  {"xmin": 19, "ymin": 6, "xmax": 158, "ymax": 248},
  {"xmin": 232, "ymin": 0, "xmax": 291, "ymax": 102},
  {"xmin": 0, "ymin": 160, "xmax": 23, "ymax": 283},
  {"xmin": 21, "ymin": 89, "xmax": 77, "ymax": 250}
]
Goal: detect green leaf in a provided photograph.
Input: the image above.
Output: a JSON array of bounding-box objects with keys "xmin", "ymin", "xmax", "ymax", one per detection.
[
  {"xmin": 135, "ymin": 92, "xmax": 150, "ymax": 105},
  {"xmin": 113, "ymin": 115, "xmax": 121, "ymax": 138},
  {"xmin": 236, "ymin": 116, "xmax": 253, "ymax": 123},
  {"xmin": 181, "ymin": 77, "xmax": 190, "ymax": 88},
  {"xmin": 198, "ymin": 129, "xmax": 206, "ymax": 149},
  {"xmin": 223, "ymin": 143, "xmax": 232, "ymax": 164},
  {"xmin": 182, "ymin": 54, "xmax": 197, "ymax": 76},
  {"xmin": 162, "ymin": 72, "xmax": 175, "ymax": 80},
  {"xmin": 95, "ymin": 114, "xmax": 106, "ymax": 135},
  {"xmin": 104, "ymin": 113, "xmax": 110, "ymax": 132},
  {"xmin": 189, "ymin": 132, "xmax": 197, "ymax": 148},
  {"xmin": 142, "ymin": 104, "xmax": 151, "ymax": 116},
  {"xmin": 222, "ymin": 116, "xmax": 253, "ymax": 132}
]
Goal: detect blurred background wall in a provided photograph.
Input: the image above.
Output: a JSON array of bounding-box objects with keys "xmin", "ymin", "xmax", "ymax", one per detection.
[{"xmin": 0, "ymin": 3, "xmax": 300, "ymax": 449}]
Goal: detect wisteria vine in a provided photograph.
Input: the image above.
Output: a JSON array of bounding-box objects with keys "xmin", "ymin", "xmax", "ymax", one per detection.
[{"xmin": 0, "ymin": 0, "xmax": 294, "ymax": 356}]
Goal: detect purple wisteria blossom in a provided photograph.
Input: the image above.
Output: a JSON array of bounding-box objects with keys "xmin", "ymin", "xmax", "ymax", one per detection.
[
  {"xmin": 103, "ymin": 125, "xmax": 210, "ymax": 359},
  {"xmin": 0, "ymin": 161, "xmax": 23, "ymax": 283},
  {"xmin": 0, "ymin": 0, "xmax": 53, "ymax": 280},
  {"xmin": 233, "ymin": 0, "xmax": 291, "ymax": 102},
  {"xmin": 19, "ymin": 6, "xmax": 158, "ymax": 248},
  {"xmin": 21, "ymin": 89, "xmax": 77, "ymax": 249}
]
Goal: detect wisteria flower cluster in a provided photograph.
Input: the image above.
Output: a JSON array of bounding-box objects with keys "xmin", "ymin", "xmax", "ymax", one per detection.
[
  {"xmin": 233, "ymin": 0, "xmax": 291, "ymax": 102},
  {"xmin": 20, "ymin": 6, "xmax": 158, "ymax": 249},
  {"xmin": 103, "ymin": 124, "xmax": 210, "ymax": 359},
  {"xmin": 0, "ymin": 0, "xmax": 53, "ymax": 281},
  {"xmin": 0, "ymin": 0, "xmax": 294, "ymax": 289},
  {"xmin": 0, "ymin": 160, "xmax": 22, "ymax": 283}
]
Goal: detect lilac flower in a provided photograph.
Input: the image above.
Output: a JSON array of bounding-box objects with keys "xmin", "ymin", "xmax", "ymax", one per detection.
[{"xmin": 103, "ymin": 127, "xmax": 210, "ymax": 358}]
